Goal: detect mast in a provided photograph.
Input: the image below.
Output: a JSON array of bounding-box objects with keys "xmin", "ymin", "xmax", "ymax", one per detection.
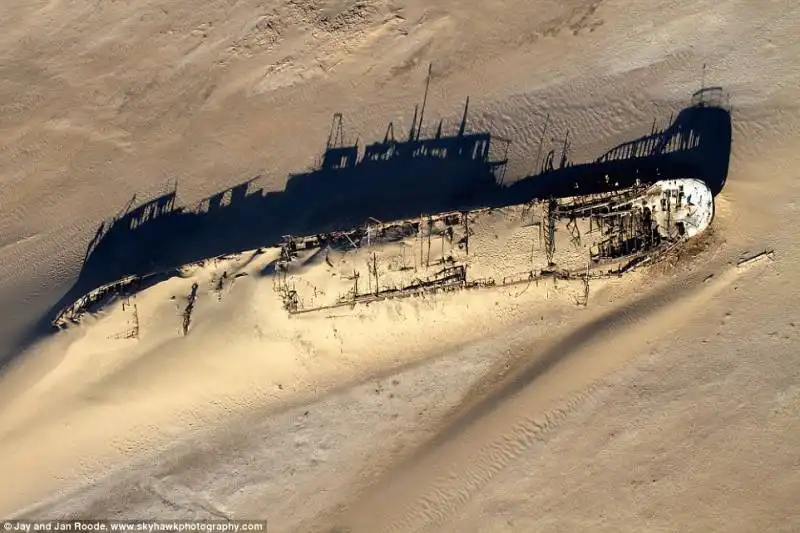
[
  {"xmin": 384, "ymin": 122, "xmax": 395, "ymax": 143},
  {"xmin": 458, "ymin": 96, "xmax": 470, "ymax": 137},
  {"xmin": 416, "ymin": 63, "xmax": 433, "ymax": 141},
  {"xmin": 408, "ymin": 105, "xmax": 418, "ymax": 142},
  {"xmin": 533, "ymin": 113, "xmax": 550, "ymax": 173}
]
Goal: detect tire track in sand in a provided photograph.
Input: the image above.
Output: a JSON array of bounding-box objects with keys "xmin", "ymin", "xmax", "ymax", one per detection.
[{"xmin": 336, "ymin": 252, "xmax": 775, "ymax": 533}]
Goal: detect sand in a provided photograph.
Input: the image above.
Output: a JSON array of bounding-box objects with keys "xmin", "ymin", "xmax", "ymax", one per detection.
[{"xmin": 1, "ymin": 0, "xmax": 799, "ymax": 531}]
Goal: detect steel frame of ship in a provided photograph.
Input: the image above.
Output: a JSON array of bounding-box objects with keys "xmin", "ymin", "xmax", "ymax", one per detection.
[{"xmin": 275, "ymin": 186, "xmax": 695, "ymax": 315}]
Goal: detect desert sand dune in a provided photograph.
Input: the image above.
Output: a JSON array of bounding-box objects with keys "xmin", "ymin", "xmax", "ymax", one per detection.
[{"xmin": 1, "ymin": 0, "xmax": 799, "ymax": 531}]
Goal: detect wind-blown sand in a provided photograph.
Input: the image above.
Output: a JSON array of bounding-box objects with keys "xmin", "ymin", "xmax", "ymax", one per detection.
[{"xmin": 1, "ymin": 0, "xmax": 799, "ymax": 531}]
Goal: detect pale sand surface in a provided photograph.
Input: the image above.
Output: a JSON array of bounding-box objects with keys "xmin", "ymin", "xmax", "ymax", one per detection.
[{"xmin": 1, "ymin": 0, "xmax": 799, "ymax": 531}]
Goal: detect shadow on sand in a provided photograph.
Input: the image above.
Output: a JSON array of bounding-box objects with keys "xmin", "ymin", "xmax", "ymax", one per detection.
[
  {"xmin": 503, "ymin": 87, "xmax": 731, "ymax": 202},
  {"xmin": 4, "ymin": 86, "xmax": 731, "ymax": 366}
]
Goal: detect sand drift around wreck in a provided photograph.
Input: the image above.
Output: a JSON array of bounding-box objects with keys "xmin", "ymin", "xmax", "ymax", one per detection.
[
  {"xmin": 31, "ymin": 82, "xmax": 731, "ymax": 340},
  {"xmin": 53, "ymin": 177, "xmax": 715, "ymax": 327}
]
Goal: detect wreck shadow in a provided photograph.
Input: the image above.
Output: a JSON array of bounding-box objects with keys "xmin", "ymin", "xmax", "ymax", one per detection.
[
  {"xmin": 3, "ymin": 88, "xmax": 732, "ymax": 367},
  {"xmin": 69, "ymin": 89, "xmax": 730, "ymax": 300},
  {"xmin": 500, "ymin": 87, "xmax": 732, "ymax": 204}
]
